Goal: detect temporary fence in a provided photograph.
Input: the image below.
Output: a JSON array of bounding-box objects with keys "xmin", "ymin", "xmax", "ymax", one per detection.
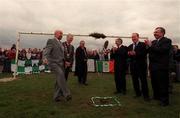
[{"xmin": 11, "ymin": 59, "xmax": 115, "ymax": 74}]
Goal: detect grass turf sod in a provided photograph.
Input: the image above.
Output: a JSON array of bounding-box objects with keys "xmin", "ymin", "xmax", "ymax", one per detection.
[{"xmin": 0, "ymin": 73, "xmax": 180, "ymax": 118}]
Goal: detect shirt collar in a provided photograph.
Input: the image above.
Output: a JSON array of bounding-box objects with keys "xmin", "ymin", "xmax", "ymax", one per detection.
[
  {"xmin": 55, "ymin": 37, "xmax": 60, "ymax": 42},
  {"xmin": 134, "ymin": 41, "xmax": 139, "ymax": 45}
]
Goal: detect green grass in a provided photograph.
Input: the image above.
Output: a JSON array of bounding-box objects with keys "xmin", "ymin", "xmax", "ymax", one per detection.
[{"xmin": 0, "ymin": 73, "xmax": 180, "ymax": 118}]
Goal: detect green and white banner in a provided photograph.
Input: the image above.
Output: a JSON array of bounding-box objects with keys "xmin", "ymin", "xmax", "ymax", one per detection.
[{"xmin": 11, "ymin": 59, "xmax": 115, "ymax": 74}]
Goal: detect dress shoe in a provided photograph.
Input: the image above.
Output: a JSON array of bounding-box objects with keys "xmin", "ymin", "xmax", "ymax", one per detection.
[
  {"xmin": 133, "ymin": 95, "xmax": 141, "ymax": 98},
  {"xmin": 153, "ymin": 97, "xmax": 160, "ymax": 101},
  {"xmin": 122, "ymin": 91, "xmax": 126, "ymax": 95},
  {"xmin": 54, "ymin": 98, "xmax": 61, "ymax": 102},
  {"xmin": 159, "ymin": 102, "xmax": 169, "ymax": 107},
  {"xmin": 66, "ymin": 95, "xmax": 72, "ymax": 101},
  {"xmin": 83, "ymin": 83, "xmax": 88, "ymax": 86},
  {"xmin": 114, "ymin": 91, "xmax": 121, "ymax": 94},
  {"xmin": 144, "ymin": 97, "xmax": 151, "ymax": 102}
]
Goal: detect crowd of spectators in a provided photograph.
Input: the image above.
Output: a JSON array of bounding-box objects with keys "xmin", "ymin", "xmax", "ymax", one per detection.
[{"xmin": 0, "ymin": 44, "xmax": 43, "ymax": 73}]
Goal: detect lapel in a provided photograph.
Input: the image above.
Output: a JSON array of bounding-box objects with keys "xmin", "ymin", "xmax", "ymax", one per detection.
[{"xmin": 54, "ymin": 38, "xmax": 64, "ymax": 52}]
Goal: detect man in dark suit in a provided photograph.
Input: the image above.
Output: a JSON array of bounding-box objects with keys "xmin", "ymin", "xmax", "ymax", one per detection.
[
  {"xmin": 145, "ymin": 27, "xmax": 172, "ymax": 106},
  {"xmin": 43, "ymin": 30, "xmax": 71, "ymax": 102},
  {"xmin": 75, "ymin": 40, "xmax": 88, "ymax": 85},
  {"xmin": 62, "ymin": 34, "xmax": 74, "ymax": 81},
  {"xmin": 128, "ymin": 33, "xmax": 149, "ymax": 101},
  {"xmin": 110, "ymin": 38, "xmax": 128, "ymax": 95}
]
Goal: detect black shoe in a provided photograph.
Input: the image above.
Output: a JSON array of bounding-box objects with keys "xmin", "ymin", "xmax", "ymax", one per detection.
[
  {"xmin": 153, "ymin": 97, "xmax": 160, "ymax": 101},
  {"xmin": 66, "ymin": 95, "xmax": 72, "ymax": 101},
  {"xmin": 144, "ymin": 97, "xmax": 151, "ymax": 102},
  {"xmin": 114, "ymin": 91, "xmax": 121, "ymax": 94},
  {"xmin": 159, "ymin": 102, "xmax": 169, "ymax": 107},
  {"xmin": 133, "ymin": 95, "xmax": 141, "ymax": 98},
  {"xmin": 122, "ymin": 91, "xmax": 126, "ymax": 95},
  {"xmin": 83, "ymin": 83, "xmax": 88, "ymax": 86},
  {"xmin": 54, "ymin": 98, "xmax": 61, "ymax": 102}
]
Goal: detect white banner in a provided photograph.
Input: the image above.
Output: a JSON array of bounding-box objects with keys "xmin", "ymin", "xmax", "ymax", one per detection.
[
  {"xmin": 88, "ymin": 59, "xmax": 95, "ymax": 72},
  {"xmin": 18, "ymin": 60, "xmax": 25, "ymax": 67},
  {"xmin": 103, "ymin": 61, "xmax": 109, "ymax": 72}
]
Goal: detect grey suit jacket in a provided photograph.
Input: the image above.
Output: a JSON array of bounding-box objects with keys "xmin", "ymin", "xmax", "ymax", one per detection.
[{"xmin": 43, "ymin": 38, "xmax": 64, "ymax": 65}]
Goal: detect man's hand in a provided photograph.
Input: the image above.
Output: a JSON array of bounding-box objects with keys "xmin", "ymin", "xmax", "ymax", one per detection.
[
  {"xmin": 65, "ymin": 61, "xmax": 71, "ymax": 68},
  {"xmin": 112, "ymin": 46, "xmax": 117, "ymax": 53},
  {"xmin": 144, "ymin": 39, "xmax": 152, "ymax": 47},
  {"xmin": 128, "ymin": 51, "xmax": 136, "ymax": 56},
  {"xmin": 43, "ymin": 58, "xmax": 48, "ymax": 65}
]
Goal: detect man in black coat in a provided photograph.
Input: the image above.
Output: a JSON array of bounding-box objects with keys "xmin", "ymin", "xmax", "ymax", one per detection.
[
  {"xmin": 128, "ymin": 33, "xmax": 149, "ymax": 101},
  {"xmin": 75, "ymin": 40, "xmax": 88, "ymax": 85},
  {"xmin": 145, "ymin": 27, "xmax": 172, "ymax": 106},
  {"xmin": 110, "ymin": 38, "xmax": 128, "ymax": 94}
]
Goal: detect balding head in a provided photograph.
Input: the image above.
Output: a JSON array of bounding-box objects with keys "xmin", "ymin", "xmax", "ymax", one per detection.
[{"xmin": 54, "ymin": 30, "xmax": 63, "ymax": 40}]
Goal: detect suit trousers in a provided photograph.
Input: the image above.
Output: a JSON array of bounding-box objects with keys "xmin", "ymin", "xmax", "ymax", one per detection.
[
  {"xmin": 78, "ymin": 63, "xmax": 87, "ymax": 84},
  {"xmin": 65, "ymin": 67, "xmax": 71, "ymax": 81},
  {"xmin": 131, "ymin": 63, "xmax": 149, "ymax": 98},
  {"xmin": 49, "ymin": 63, "xmax": 71, "ymax": 100},
  {"xmin": 114, "ymin": 69, "xmax": 126, "ymax": 92},
  {"xmin": 131, "ymin": 71, "xmax": 149, "ymax": 98},
  {"xmin": 150, "ymin": 69, "xmax": 169, "ymax": 104}
]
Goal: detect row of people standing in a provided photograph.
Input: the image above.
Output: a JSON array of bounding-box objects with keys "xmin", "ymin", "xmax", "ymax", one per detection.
[
  {"xmin": 111, "ymin": 27, "xmax": 172, "ymax": 106},
  {"xmin": 43, "ymin": 27, "xmax": 175, "ymax": 106}
]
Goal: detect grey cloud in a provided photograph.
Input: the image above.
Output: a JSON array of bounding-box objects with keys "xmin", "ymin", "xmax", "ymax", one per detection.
[{"xmin": 0, "ymin": 0, "xmax": 179, "ymax": 49}]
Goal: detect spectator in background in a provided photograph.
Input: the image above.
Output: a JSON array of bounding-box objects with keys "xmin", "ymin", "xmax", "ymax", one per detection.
[
  {"xmin": 92, "ymin": 50, "xmax": 100, "ymax": 60},
  {"xmin": 0, "ymin": 48, "xmax": 4, "ymax": 73},
  {"xmin": 31, "ymin": 48, "xmax": 38, "ymax": 59},
  {"xmin": 11, "ymin": 44, "xmax": 16, "ymax": 50},
  {"xmin": 173, "ymin": 45, "xmax": 180, "ymax": 82},
  {"xmin": 62, "ymin": 34, "xmax": 74, "ymax": 81},
  {"xmin": 26, "ymin": 48, "xmax": 32, "ymax": 60},
  {"xmin": 102, "ymin": 40, "xmax": 110, "ymax": 60},
  {"xmin": 2, "ymin": 49, "xmax": 12, "ymax": 73},
  {"xmin": 8, "ymin": 48, "xmax": 16, "ymax": 60},
  {"xmin": 75, "ymin": 40, "xmax": 88, "ymax": 85},
  {"xmin": 18, "ymin": 49, "xmax": 26, "ymax": 60}
]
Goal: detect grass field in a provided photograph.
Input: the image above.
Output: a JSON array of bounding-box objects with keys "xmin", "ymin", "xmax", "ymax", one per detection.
[{"xmin": 0, "ymin": 73, "xmax": 180, "ymax": 118}]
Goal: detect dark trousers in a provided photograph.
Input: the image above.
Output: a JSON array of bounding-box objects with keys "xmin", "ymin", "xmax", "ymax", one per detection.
[
  {"xmin": 65, "ymin": 67, "xmax": 70, "ymax": 81},
  {"xmin": 114, "ymin": 69, "xmax": 126, "ymax": 93},
  {"xmin": 131, "ymin": 71, "xmax": 149, "ymax": 98},
  {"xmin": 78, "ymin": 64, "xmax": 87, "ymax": 84},
  {"xmin": 150, "ymin": 70, "xmax": 169, "ymax": 104}
]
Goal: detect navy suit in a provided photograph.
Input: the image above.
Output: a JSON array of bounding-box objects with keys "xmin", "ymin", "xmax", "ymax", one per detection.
[
  {"xmin": 110, "ymin": 45, "xmax": 128, "ymax": 93},
  {"xmin": 148, "ymin": 37, "xmax": 172, "ymax": 105},
  {"xmin": 128, "ymin": 42, "xmax": 149, "ymax": 98}
]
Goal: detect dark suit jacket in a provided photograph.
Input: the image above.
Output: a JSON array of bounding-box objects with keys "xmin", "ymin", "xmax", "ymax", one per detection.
[
  {"xmin": 148, "ymin": 37, "xmax": 172, "ymax": 71},
  {"xmin": 62, "ymin": 41, "xmax": 74, "ymax": 66},
  {"xmin": 110, "ymin": 45, "xmax": 128, "ymax": 71},
  {"xmin": 128, "ymin": 42, "xmax": 147, "ymax": 73},
  {"xmin": 75, "ymin": 46, "xmax": 88, "ymax": 76}
]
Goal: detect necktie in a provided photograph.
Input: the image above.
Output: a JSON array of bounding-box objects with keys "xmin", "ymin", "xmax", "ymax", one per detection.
[{"xmin": 133, "ymin": 43, "xmax": 136, "ymax": 50}]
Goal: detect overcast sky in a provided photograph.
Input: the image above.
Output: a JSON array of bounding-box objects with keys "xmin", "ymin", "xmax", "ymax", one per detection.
[{"xmin": 0, "ymin": 0, "xmax": 179, "ymax": 50}]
